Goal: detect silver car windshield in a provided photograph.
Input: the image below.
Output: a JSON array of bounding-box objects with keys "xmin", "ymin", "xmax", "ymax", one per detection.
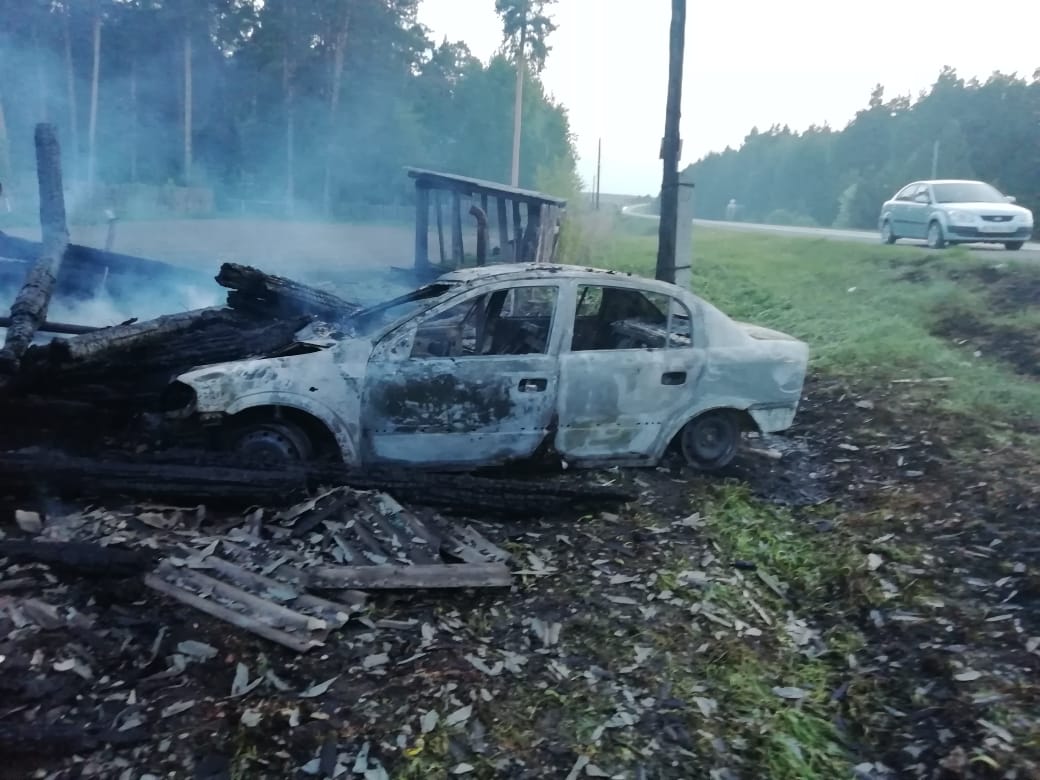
[{"xmin": 932, "ymin": 182, "xmax": 1005, "ymax": 203}]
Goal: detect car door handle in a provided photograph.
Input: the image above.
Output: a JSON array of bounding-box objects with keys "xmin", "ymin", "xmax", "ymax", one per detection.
[
  {"xmin": 519, "ymin": 378, "xmax": 547, "ymax": 392},
  {"xmin": 661, "ymin": 371, "xmax": 686, "ymax": 385}
]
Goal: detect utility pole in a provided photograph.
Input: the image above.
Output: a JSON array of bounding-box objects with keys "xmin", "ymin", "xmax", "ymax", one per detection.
[
  {"xmin": 510, "ymin": 1, "xmax": 527, "ymax": 187},
  {"xmin": 595, "ymin": 138, "xmax": 602, "ymax": 210},
  {"xmin": 931, "ymin": 139, "xmax": 940, "ymax": 179},
  {"xmin": 655, "ymin": 0, "xmax": 686, "ymax": 283}
]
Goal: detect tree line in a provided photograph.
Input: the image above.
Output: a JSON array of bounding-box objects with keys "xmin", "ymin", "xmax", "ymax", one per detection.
[
  {"xmin": 686, "ymin": 68, "xmax": 1040, "ymax": 229},
  {"xmin": 0, "ymin": 0, "xmax": 576, "ymax": 216}
]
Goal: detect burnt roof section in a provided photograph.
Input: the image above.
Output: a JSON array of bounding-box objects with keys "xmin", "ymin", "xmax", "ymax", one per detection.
[{"xmin": 406, "ymin": 167, "xmax": 567, "ymax": 207}]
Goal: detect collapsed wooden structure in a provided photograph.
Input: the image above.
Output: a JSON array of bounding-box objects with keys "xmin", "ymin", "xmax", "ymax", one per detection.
[{"xmin": 408, "ymin": 167, "xmax": 566, "ymax": 275}]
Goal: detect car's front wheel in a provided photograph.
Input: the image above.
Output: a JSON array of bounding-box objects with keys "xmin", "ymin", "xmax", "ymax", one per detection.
[
  {"xmin": 231, "ymin": 421, "xmax": 315, "ymax": 465},
  {"xmin": 926, "ymin": 221, "xmax": 946, "ymax": 249},
  {"xmin": 680, "ymin": 410, "xmax": 741, "ymax": 472},
  {"xmin": 1005, "ymin": 241, "xmax": 1024, "ymax": 251},
  {"xmin": 880, "ymin": 220, "xmax": 897, "ymax": 244}
]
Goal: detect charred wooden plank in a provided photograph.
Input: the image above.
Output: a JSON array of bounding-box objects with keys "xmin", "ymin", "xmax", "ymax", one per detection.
[
  {"xmin": 310, "ymin": 562, "xmax": 512, "ymax": 590},
  {"xmin": 193, "ymin": 554, "xmax": 364, "ymax": 623},
  {"xmin": 144, "ymin": 572, "xmax": 321, "ymax": 652},
  {"xmin": 159, "ymin": 565, "xmax": 330, "ymax": 635},
  {"xmin": 217, "ymin": 262, "xmax": 362, "ymax": 322},
  {"xmin": 0, "ymin": 125, "xmax": 68, "ymax": 374}
]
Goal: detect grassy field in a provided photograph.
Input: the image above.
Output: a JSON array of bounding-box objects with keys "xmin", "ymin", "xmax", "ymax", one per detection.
[{"xmin": 595, "ymin": 219, "xmax": 1040, "ymax": 426}]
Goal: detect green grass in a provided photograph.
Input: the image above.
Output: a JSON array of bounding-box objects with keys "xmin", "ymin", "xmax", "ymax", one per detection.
[{"xmin": 587, "ymin": 218, "xmax": 1040, "ymax": 423}]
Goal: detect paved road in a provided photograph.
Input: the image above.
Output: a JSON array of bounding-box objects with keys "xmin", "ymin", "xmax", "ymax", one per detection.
[{"xmin": 622, "ymin": 203, "xmax": 1040, "ymax": 257}]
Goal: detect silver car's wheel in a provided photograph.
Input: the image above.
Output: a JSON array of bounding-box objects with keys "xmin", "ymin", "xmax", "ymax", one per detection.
[
  {"xmin": 926, "ymin": 221, "xmax": 946, "ymax": 249},
  {"xmin": 880, "ymin": 220, "xmax": 896, "ymax": 244},
  {"xmin": 1005, "ymin": 241, "xmax": 1024, "ymax": 251}
]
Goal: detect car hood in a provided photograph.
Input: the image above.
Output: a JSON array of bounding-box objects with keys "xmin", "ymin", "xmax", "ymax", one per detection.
[
  {"xmin": 939, "ymin": 201, "xmax": 1033, "ymax": 217},
  {"xmin": 175, "ymin": 336, "xmax": 373, "ymax": 409}
]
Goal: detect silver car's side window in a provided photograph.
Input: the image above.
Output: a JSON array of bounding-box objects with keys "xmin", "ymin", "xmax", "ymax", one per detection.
[
  {"xmin": 410, "ymin": 285, "xmax": 558, "ymax": 358},
  {"xmin": 569, "ymin": 285, "xmax": 692, "ymax": 352},
  {"xmin": 895, "ymin": 185, "xmax": 915, "ymax": 201}
]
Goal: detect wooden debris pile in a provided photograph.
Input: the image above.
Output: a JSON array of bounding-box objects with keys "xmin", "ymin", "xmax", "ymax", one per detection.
[{"xmin": 3, "ymin": 486, "xmax": 514, "ymax": 654}]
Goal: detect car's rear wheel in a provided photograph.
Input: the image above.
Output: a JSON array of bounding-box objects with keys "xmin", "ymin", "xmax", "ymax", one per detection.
[
  {"xmin": 880, "ymin": 220, "xmax": 897, "ymax": 244},
  {"xmin": 1005, "ymin": 241, "xmax": 1024, "ymax": 251},
  {"xmin": 232, "ymin": 421, "xmax": 315, "ymax": 465},
  {"xmin": 926, "ymin": 221, "xmax": 946, "ymax": 249},
  {"xmin": 680, "ymin": 411, "xmax": 741, "ymax": 472}
]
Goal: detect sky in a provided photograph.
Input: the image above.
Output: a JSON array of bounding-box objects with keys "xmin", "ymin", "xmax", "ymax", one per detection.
[{"xmin": 416, "ymin": 0, "xmax": 1039, "ymax": 195}]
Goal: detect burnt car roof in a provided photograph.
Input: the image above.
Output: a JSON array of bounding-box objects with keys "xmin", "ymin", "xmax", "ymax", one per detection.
[{"xmin": 437, "ymin": 263, "xmax": 681, "ymax": 293}]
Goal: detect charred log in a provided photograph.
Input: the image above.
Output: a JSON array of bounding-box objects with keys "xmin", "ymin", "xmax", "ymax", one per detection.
[
  {"xmin": 35, "ymin": 307, "xmax": 230, "ymax": 363},
  {"xmin": 0, "ymin": 315, "xmax": 98, "ymax": 335},
  {"xmin": 0, "ymin": 125, "xmax": 69, "ymax": 374},
  {"xmin": 0, "ymin": 232, "xmax": 212, "ymax": 302},
  {"xmin": 217, "ymin": 262, "xmax": 362, "ymax": 321},
  {"xmin": 14, "ymin": 311, "xmax": 308, "ymax": 406},
  {"xmin": 0, "ymin": 449, "xmax": 635, "ymax": 515},
  {"xmin": 0, "ymin": 540, "xmax": 157, "ymax": 578}
]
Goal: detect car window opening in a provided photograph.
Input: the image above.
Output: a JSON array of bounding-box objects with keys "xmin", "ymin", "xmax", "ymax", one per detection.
[
  {"xmin": 571, "ymin": 285, "xmax": 691, "ymax": 351},
  {"xmin": 410, "ymin": 285, "xmax": 559, "ymax": 358}
]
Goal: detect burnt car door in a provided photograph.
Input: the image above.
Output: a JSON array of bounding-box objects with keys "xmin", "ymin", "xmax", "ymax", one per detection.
[
  {"xmin": 360, "ymin": 281, "xmax": 563, "ymax": 468},
  {"xmin": 556, "ymin": 282, "xmax": 706, "ymax": 465}
]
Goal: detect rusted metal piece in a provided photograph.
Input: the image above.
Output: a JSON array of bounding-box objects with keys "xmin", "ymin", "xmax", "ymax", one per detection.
[{"xmin": 172, "ymin": 264, "xmax": 809, "ymax": 473}]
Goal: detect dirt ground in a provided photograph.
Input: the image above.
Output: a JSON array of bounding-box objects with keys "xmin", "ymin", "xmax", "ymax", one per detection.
[{"xmin": 2, "ymin": 369, "xmax": 1038, "ymax": 779}]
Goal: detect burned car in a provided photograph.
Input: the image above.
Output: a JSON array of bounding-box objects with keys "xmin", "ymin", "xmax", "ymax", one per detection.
[{"xmin": 166, "ymin": 264, "xmax": 809, "ymax": 471}]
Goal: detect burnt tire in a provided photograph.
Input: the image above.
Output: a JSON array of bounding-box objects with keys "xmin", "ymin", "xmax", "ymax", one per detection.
[
  {"xmin": 680, "ymin": 410, "xmax": 741, "ymax": 471},
  {"xmin": 231, "ymin": 421, "xmax": 315, "ymax": 465}
]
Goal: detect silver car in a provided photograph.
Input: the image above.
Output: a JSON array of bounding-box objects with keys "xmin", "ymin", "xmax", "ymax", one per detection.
[
  {"xmin": 878, "ymin": 179, "xmax": 1034, "ymax": 250},
  {"xmin": 168, "ymin": 265, "xmax": 809, "ymax": 472}
]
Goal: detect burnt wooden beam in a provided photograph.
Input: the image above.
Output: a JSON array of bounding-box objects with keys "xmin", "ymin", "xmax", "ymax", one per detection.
[
  {"xmin": 216, "ymin": 263, "xmax": 361, "ymax": 321},
  {"xmin": 414, "ymin": 185, "xmax": 429, "ymax": 271},
  {"xmin": 511, "ymin": 200, "xmax": 523, "ymax": 262},
  {"xmin": 496, "ymin": 197, "xmax": 509, "ymax": 259},
  {"xmin": 144, "ymin": 572, "xmax": 321, "ymax": 653},
  {"xmin": 0, "ymin": 124, "xmax": 69, "ymax": 374},
  {"xmin": 522, "ymin": 203, "xmax": 541, "ymax": 263},
  {"xmin": 469, "ymin": 204, "xmax": 489, "ymax": 267},
  {"xmin": 434, "ymin": 190, "xmax": 446, "ymax": 264},
  {"xmin": 310, "ymin": 562, "xmax": 512, "ymax": 590},
  {"xmin": 451, "ymin": 191, "xmax": 463, "ymax": 264},
  {"xmin": 0, "ymin": 316, "xmax": 98, "ymax": 335},
  {"xmin": 42, "ymin": 307, "xmax": 226, "ymax": 363}
]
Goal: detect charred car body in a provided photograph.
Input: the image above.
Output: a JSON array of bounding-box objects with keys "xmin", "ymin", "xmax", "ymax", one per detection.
[{"xmin": 167, "ymin": 265, "xmax": 809, "ymax": 472}]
